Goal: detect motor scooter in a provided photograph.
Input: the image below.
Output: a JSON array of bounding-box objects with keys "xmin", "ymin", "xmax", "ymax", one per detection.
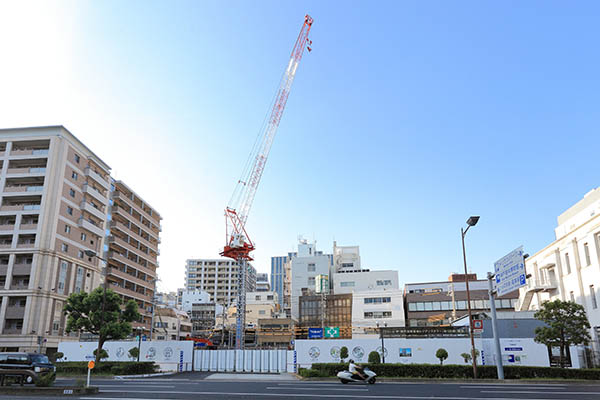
[{"xmin": 336, "ymin": 367, "xmax": 376, "ymax": 384}]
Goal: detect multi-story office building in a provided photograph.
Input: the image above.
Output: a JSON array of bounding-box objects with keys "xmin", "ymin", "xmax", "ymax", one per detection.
[
  {"xmin": 0, "ymin": 126, "xmax": 161, "ymax": 353},
  {"xmin": 271, "ymin": 252, "xmax": 295, "ymax": 307},
  {"xmin": 297, "ymin": 292, "xmax": 352, "ymax": 338},
  {"xmin": 516, "ymin": 187, "xmax": 600, "ymax": 357},
  {"xmin": 351, "ymin": 289, "xmax": 405, "ymax": 334},
  {"xmin": 290, "ymin": 240, "xmax": 332, "ymax": 320},
  {"xmin": 256, "ymin": 273, "xmax": 270, "ymax": 292},
  {"xmin": 184, "ymin": 258, "xmax": 256, "ymax": 307},
  {"xmin": 107, "ymin": 180, "xmax": 161, "ymax": 334},
  {"xmin": 179, "ymin": 289, "xmax": 211, "ymax": 313},
  {"xmin": 0, "ymin": 126, "xmax": 110, "ymax": 352},
  {"xmin": 404, "ymin": 274, "xmax": 519, "ymax": 327},
  {"xmin": 332, "ymin": 269, "xmax": 399, "ymax": 294},
  {"xmin": 227, "ymin": 291, "xmax": 279, "ymax": 328}
]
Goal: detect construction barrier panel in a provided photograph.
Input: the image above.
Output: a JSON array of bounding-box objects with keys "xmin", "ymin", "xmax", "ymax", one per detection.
[{"xmin": 193, "ymin": 349, "xmax": 293, "ymax": 373}]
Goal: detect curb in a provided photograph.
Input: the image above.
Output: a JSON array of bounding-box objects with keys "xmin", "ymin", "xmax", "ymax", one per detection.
[
  {"xmin": 300, "ymin": 377, "xmax": 600, "ymax": 384},
  {"xmin": 0, "ymin": 386, "xmax": 99, "ymax": 396},
  {"xmin": 114, "ymin": 372, "xmax": 179, "ymax": 379}
]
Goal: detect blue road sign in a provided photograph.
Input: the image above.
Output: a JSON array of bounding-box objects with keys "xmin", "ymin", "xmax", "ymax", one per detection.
[
  {"xmin": 494, "ymin": 246, "xmax": 526, "ymax": 296},
  {"xmin": 308, "ymin": 328, "xmax": 323, "ymax": 339}
]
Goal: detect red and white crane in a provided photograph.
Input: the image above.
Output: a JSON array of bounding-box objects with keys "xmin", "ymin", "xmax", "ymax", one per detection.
[{"xmin": 220, "ymin": 15, "xmax": 313, "ymax": 349}]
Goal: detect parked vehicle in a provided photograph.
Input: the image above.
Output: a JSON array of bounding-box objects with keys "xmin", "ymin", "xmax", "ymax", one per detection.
[
  {"xmin": 337, "ymin": 367, "xmax": 377, "ymax": 384},
  {"xmin": 0, "ymin": 352, "xmax": 56, "ymax": 384}
]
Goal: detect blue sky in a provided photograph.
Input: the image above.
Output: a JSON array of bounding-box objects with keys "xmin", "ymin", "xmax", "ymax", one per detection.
[{"xmin": 0, "ymin": 1, "xmax": 598, "ymax": 292}]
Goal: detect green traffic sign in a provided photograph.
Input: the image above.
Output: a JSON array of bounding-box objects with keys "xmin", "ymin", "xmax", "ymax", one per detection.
[{"xmin": 324, "ymin": 326, "xmax": 339, "ymax": 338}]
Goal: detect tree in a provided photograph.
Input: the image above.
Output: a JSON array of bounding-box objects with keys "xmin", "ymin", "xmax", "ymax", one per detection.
[
  {"xmin": 368, "ymin": 351, "xmax": 381, "ymax": 364},
  {"xmin": 63, "ymin": 287, "xmax": 140, "ymax": 364},
  {"xmin": 93, "ymin": 348, "xmax": 109, "ymax": 360},
  {"xmin": 436, "ymin": 348, "xmax": 448, "ymax": 365},
  {"xmin": 534, "ymin": 299, "xmax": 591, "ymax": 367},
  {"xmin": 128, "ymin": 347, "xmax": 139, "ymax": 361},
  {"xmin": 461, "ymin": 349, "xmax": 480, "ymax": 364},
  {"xmin": 340, "ymin": 346, "xmax": 349, "ymax": 362}
]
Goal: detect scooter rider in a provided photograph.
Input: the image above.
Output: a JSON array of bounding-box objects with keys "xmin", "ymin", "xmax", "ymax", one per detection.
[{"xmin": 348, "ymin": 359, "xmax": 366, "ymax": 380}]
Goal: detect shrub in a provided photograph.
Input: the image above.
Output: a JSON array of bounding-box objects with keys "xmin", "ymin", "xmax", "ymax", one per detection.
[
  {"xmin": 128, "ymin": 347, "xmax": 139, "ymax": 360},
  {"xmin": 56, "ymin": 361, "xmax": 157, "ymax": 376},
  {"xmin": 49, "ymin": 352, "xmax": 64, "ymax": 363},
  {"xmin": 298, "ymin": 368, "xmax": 328, "ymax": 378},
  {"xmin": 461, "ymin": 353, "xmax": 471, "ymax": 364},
  {"xmin": 93, "ymin": 349, "xmax": 109, "ymax": 361},
  {"xmin": 340, "ymin": 347, "xmax": 348, "ymax": 362},
  {"xmin": 368, "ymin": 351, "xmax": 381, "ymax": 364},
  {"xmin": 35, "ymin": 373, "xmax": 56, "ymax": 387},
  {"xmin": 436, "ymin": 349, "xmax": 448, "ymax": 365},
  {"xmin": 308, "ymin": 363, "xmax": 600, "ymax": 380}
]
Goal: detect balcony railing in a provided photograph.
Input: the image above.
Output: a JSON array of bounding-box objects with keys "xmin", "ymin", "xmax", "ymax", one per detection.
[
  {"xmin": 84, "ymin": 167, "xmax": 110, "ymax": 190},
  {"xmin": 80, "ymin": 201, "xmax": 106, "ymax": 220},
  {"xmin": 0, "ymin": 243, "xmax": 12, "ymax": 249},
  {"xmin": 0, "ymin": 204, "xmax": 40, "ymax": 211},
  {"xmin": 4, "ymin": 186, "xmax": 44, "ymax": 193},
  {"xmin": 525, "ymin": 278, "xmax": 558, "ymax": 292},
  {"xmin": 10, "ymin": 149, "xmax": 49, "ymax": 156},
  {"xmin": 16, "ymin": 241, "xmax": 35, "ymax": 248},
  {"xmin": 78, "ymin": 218, "xmax": 105, "ymax": 237},
  {"xmin": 19, "ymin": 223, "xmax": 38, "ymax": 230},
  {"xmin": 6, "ymin": 167, "xmax": 46, "ymax": 175},
  {"xmin": 0, "ymin": 224, "xmax": 15, "ymax": 231},
  {"xmin": 82, "ymin": 183, "xmax": 108, "ymax": 205}
]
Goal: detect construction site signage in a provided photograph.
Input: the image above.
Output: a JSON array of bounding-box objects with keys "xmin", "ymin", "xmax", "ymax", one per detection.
[
  {"xmin": 494, "ymin": 246, "xmax": 526, "ymax": 296},
  {"xmin": 308, "ymin": 328, "xmax": 323, "ymax": 339},
  {"xmin": 324, "ymin": 327, "xmax": 340, "ymax": 338}
]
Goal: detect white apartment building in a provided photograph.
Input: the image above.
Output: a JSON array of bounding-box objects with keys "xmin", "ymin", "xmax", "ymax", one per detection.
[
  {"xmin": 256, "ymin": 272, "xmax": 270, "ymax": 292},
  {"xmin": 184, "ymin": 258, "xmax": 256, "ymax": 308},
  {"xmin": 179, "ymin": 289, "xmax": 211, "ymax": 313},
  {"xmin": 332, "ymin": 241, "xmax": 361, "ymax": 273},
  {"xmin": 517, "ymin": 187, "xmax": 600, "ymax": 353},
  {"xmin": 332, "ymin": 269, "xmax": 399, "ymax": 294},
  {"xmin": 290, "ymin": 240, "xmax": 332, "ymax": 320},
  {"xmin": 352, "ymin": 289, "xmax": 405, "ymax": 333}
]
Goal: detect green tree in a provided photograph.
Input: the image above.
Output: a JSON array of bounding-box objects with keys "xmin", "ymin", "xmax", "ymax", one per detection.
[
  {"xmin": 128, "ymin": 347, "xmax": 139, "ymax": 360},
  {"xmin": 534, "ymin": 299, "xmax": 591, "ymax": 367},
  {"xmin": 460, "ymin": 349, "xmax": 480, "ymax": 364},
  {"xmin": 368, "ymin": 351, "xmax": 381, "ymax": 364},
  {"xmin": 93, "ymin": 348, "xmax": 109, "ymax": 360},
  {"xmin": 340, "ymin": 346, "xmax": 349, "ymax": 362},
  {"xmin": 63, "ymin": 287, "xmax": 140, "ymax": 364},
  {"xmin": 435, "ymin": 348, "xmax": 448, "ymax": 365}
]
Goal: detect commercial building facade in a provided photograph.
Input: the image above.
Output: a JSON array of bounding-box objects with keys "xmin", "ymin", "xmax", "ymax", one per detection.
[
  {"xmin": 153, "ymin": 307, "xmax": 192, "ymax": 341},
  {"xmin": 351, "ymin": 289, "xmax": 405, "ymax": 334},
  {"xmin": 297, "ymin": 292, "xmax": 352, "ymax": 338},
  {"xmin": 516, "ymin": 187, "xmax": 600, "ymax": 363},
  {"xmin": 332, "ymin": 269, "xmax": 399, "ymax": 294},
  {"xmin": 270, "ymin": 253, "xmax": 295, "ymax": 307}
]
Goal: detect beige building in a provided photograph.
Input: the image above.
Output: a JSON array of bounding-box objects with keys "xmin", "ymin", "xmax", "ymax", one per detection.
[
  {"xmin": 0, "ymin": 126, "xmax": 161, "ymax": 353},
  {"xmin": 0, "ymin": 126, "xmax": 110, "ymax": 352},
  {"xmin": 107, "ymin": 180, "xmax": 161, "ymax": 334},
  {"xmin": 185, "ymin": 258, "xmax": 256, "ymax": 307},
  {"xmin": 153, "ymin": 307, "xmax": 192, "ymax": 341},
  {"xmin": 227, "ymin": 291, "xmax": 279, "ymax": 328}
]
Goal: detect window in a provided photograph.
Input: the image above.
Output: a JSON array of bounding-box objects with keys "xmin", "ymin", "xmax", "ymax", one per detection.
[
  {"xmin": 255, "ymin": 295, "xmax": 261, "ymax": 301},
  {"xmin": 570, "ymin": 291, "xmax": 575, "ymax": 302},
  {"xmin": 376, "ymin": 280, "xmax": 392, "ymax": 286},
  {"xmin": 424, "ymin": 302, "xmax": 433, "ymax": 311},
  {"xmin": 416, "ymin": 302, "xmax": 425, "ymax": 311},
  {"xmin": 267, "ymin": 295, "xmax": 273, "ymax": 300},
  {"xmin": 307, "ymin": 263, "xmax": 316, "ymax": 272},
  {"xmin": 57, "ymin": 261, "xmax": 68, "ymax": 294},
  {"xmin": 308, "ymin": 277, "xmax": 315, "ymax": 286},
  {"xmin": 52, "ymin": 321, "xmax": 60, "ymax": 332},
  {"xmin": 78, "ymin": 250, "xmax": 84, "ymax": 259},
  {"xmin": 66, "ymin": 206, "xmax": 73, "ymax": 216},
  {"xmin": 591, "ymin": 286, "xmax": 597, "ymax": 309},
  {"xmin": 584, "ymin": 243, "xmax": 591, "ymax": 266},
  {"xmin": 340, "ymin": 281, "xmax": 355, "ymax": 287},
  {"xmin": 72, "ymin": 171, "xmax": 78, "ymax": 180},
  {"xmin": 74, "ymin": 154, "xmax": 80, "ymax": 163},
  {"xmin": 61, "ymin": 243, "xmax": 68, "ymax": 252},
  {"xmin": 258, "ymin": 310, "xmax": 266, "ymax": 315},
  {"xmin": 364, "ymin": 311, "xmax": 392, "ymax": 319},
  {"xmin": 408, "ymin": 303, "xmax": 417, "ymax": 311},
  {"xmin": 64, "ymin": 225, "xmax": 71, "ymax": 234},
  {"xmin": 564, "ymin": 253, "xmax": 571, "ymax": 274},
  {"xmin": 69, "ymin": 188, "xmax": 75, "ymax": 198},
  {"xmin": 75, "ymin": 266, "xmax": 84, "ymax": 293},
  {"xmin": 81, "ymin": 233, "xmax": 86, "ymax": 241},
  {"xmin": 364, "ymin": 297, "xmax": 391, "ymax": 304}
]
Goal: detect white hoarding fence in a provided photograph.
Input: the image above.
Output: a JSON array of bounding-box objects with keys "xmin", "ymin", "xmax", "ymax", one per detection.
[
  {"xmin": 495, "ymin": 246, "xmax": 526, "ymax": 296},
  {"xmin": 193, "ymin": 349, "xmax": 294, "ymax": 373},
  {"xmin": 58, "ymin": 340, "xmax": 194, "ymax": 372}
]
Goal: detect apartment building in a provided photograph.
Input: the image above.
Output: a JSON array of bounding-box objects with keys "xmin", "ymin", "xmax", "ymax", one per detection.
[
  {"xmin": 256, "ymin": 273, "xmax": 270, "ymax": 292},
  {"xmin": 185, "ymin": 258, "xmax": 256, "ymax": 308},
  {"xmin": 332, "ymin": 269, "xmax": 399, "ymax": 294},
  {"xmin": 153, "ymin": 306, "xmax": 192, "ymax": 341},
  {"xmin": 352, "ymin": 289, "xmax": 405, "ymax": 334},
  {"xmin": 404, "ymin": 274, "xmax": 519, "ymax": 327},
  {"xmin": 0, "ymin": 126, "xmax": 110, "ymax": 352},
  {"xmin": 517, "ymin": 187, "xmax": 600, "ymax": 357},
  {"xmin": 107, "ymin": 180, "xmax": 161, "ymax": 334}
]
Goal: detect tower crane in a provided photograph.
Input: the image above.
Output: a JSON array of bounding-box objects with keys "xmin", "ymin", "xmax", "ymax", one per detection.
[{"xmin": 220, "ymin": 14, "xmax": 313, "ymax": 349}]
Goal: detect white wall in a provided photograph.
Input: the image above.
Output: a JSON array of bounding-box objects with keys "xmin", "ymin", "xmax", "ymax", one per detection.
[
  {"xmin": 352, "ymin": 289, "xmax": 405, "ymax": 331},
  {"xmin": 333, "ymin": 270, "xmax": 399, "ymax": 294},
  {"xmin": 58, "ymin": 340, "xmax": 194, "ymax": 372},
  {"xmin": 294, "ymin": 338, "xmax": 581, "ymax": 368},
  {"xmin": 180, "ymin": 290, "xmax": 211, "ymax": 312},
  {"xmin": 291, "ymin": 243, "xmax": 331, "ymax": 320}
]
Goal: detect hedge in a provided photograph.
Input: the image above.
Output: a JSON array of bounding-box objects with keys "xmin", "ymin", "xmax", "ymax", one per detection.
[
  {"xmin": 308, "ymin": 363, "xmax": 600, "ymax": 380},
  {"xmin": 56, "ymin": 361, "xmax": 158, "ymax": 376}
]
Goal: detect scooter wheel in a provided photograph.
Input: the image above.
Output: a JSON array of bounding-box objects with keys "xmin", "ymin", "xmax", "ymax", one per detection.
[
  {"xmin": 368, "ymin": 378, "xmax": 376, "ymax": 384},
  {"xmin": 341, "ymin": 379, "xmax": 349, "ymax": 384}
]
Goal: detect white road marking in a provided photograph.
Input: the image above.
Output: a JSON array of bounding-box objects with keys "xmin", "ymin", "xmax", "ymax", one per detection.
[
  {"xmin": 462, "ymin": 385, "xmax": 567, "ymax": 389},
  {"xmin": 480, "ymin": 390, "xmax": 600, "ymax": 395},
  {"xmin": 266, "ymin": 386, "xmax": 369, "ymax": 391},
  {"xmin": 97, "ymin": 384, "xmax": 175, "ymax": 388}
]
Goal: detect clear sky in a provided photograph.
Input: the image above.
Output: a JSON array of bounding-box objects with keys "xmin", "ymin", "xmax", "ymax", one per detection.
[{"xmin": 0, "ymin": 1, "xmax": 598, "ymax": 293}]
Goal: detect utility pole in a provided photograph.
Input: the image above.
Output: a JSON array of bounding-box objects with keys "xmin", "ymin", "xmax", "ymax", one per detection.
[
  {"xmin": 461, "ymin": 216, "xmax": 480, "ymax": 379},
  {"xmin": 487, "ymin": 272, "xmax": 504, "ymax": 380}
]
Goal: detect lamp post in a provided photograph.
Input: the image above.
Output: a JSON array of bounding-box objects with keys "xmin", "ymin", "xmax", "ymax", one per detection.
[
  {"xmin": 84, "ymin": 250, "xmax": 107, "ymax": 363},
  {"xmin": 136, "ymin": 327, "xmax": 142, "ymax": 362},
  {"xmin": 461, "ymin": 216, "xmax": 479, "ymax": 379},
  {"xmin": 376, "ymin": 321, "xmax": 387, "ymax": 363}
]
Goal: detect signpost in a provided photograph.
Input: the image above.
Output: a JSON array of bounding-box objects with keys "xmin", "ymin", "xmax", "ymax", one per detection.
[
  {"xmin": 472, "ymin": 319, "xmax": 483, "ymax": 333},
  {"xmin": 324, "ymin": 326, "xmax": 339, "ymax": 338},
  {"xmin": 308, "ymin": 328, "xmax": 323, "ymax": 339},
  {"xmin": 494, "ymin": 246, "xmax": 526, "ymax": 296},
  {"xmin": 86, "ymin": 360, "xmax": 95, "ymax": 387}
]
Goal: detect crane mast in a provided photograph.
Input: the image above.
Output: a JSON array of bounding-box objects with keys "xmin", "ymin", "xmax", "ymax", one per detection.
[{"xmin": 220, "ymin": 15, "xmax": 313, "ymax": 349}]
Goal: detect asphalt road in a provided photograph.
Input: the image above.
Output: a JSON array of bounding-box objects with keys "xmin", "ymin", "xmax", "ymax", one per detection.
[{"xmin": 2, "ymin": 374, "xmax": 600, "ymax": 400}]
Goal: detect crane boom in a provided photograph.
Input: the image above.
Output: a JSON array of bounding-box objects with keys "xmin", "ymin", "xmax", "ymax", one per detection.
[{"xmin": 220, "ymin": 15, "xmax": 313, "ymax": 350}]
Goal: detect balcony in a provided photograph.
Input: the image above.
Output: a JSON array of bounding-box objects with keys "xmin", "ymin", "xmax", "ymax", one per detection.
[
  {"xmin": 16, "ymin": 241, "xmax": 35, "ymax": 249},
  {"xmin": 78, "ymin": 218, "xmax": 105, "ymax": 237},
  {"xmin": 10, "ymin": 149, "xmax": 49, "ymax": 157},
  {"xmin": 3, "ymin": 185, "xmax": 44, "ymax": 194},
  {"xmin": 525, "ymin": 278, "xmax": 558, "ymax": 293},
  {"xmin": 6, "ymin": 167, "xmax": 46, "ymax": 176},
  {"xmin": 12, "ymin": 264, "xmax": 32, "ymax": 275},
  {"xmin": 108, "ymin": 251, "xmax": 156, "ymax": 275},
  {"xmin": 19, "ymin": 223, "xmax": 38, "ymax": 231},
  {"xmin": 5, "ymin": 305, "xmax": 25, "ymax": 319},
  {"xmin": 111, "ymin": 284, "xmax": 152, "ymax": 302},
  {"xmin": 84, "ymin": 167, "xmax": 110, "ymax": 190},
  {"xmin": 0, "ymin": 204, "xmax": 40, "ymax": 212},
  {"xmin": 0, "ymin": 224, "xmax": 15, "ymax": 231},
  {"xmin": 80, "ymin": 201, "xmax": 106, "ymax": 221},
  {"xmin": 108, "ymin": 267, "xmax": 154, "ymax": 289},
  {"xmin": 82, "ymin": 184, "xmax": 108, "ymax": 205}
]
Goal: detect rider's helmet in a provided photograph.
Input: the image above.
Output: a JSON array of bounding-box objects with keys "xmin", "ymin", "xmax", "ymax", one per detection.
[{"xmin": 349, "ymin": 359, "xmax": 354, "ymax": 363}]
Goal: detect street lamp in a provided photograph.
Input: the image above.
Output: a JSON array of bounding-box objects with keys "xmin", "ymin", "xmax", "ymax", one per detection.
[
  {"xmin": 84, "ymin": 250, "xmax": 108, "ymax": 363},
  {"xmin": 461, "ymin": 216, "xmax": 479, "ymax": 379},
  {"xmin": 136, "ymin": 327, "xmax": 142, "ymax": 362},
  {"xmin": 376, "ymin": 321, "xmax": 387, "ymax": 363}
]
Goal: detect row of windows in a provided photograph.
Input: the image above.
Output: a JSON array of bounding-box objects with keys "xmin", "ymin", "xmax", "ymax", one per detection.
[
  {"xmin": 364, "ymin": 297, "xmax": 391, "ymax": 304},
  {"xmin": 407, "ymin": 298, "xmax": 517, "ymax": 312},
  {"xmin": 364, "ymin": 311, "xmax": 392, "ymax": 319}
]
